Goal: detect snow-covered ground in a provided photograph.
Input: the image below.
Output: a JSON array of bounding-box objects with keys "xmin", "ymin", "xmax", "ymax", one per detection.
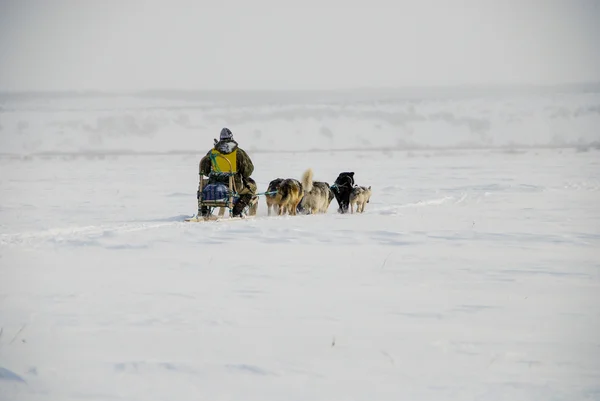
[{"xmin": 1, "ymin": 145, "xmax": 599, "ymax": 400}]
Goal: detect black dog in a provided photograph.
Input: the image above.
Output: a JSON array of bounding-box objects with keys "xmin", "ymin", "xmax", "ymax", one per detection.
[{"xmin": 331, "ymin": 172, "xmax": 355, "ymax": 214}]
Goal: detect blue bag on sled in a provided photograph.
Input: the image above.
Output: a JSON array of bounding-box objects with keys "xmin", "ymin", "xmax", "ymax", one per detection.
[{"xmin": 202, "ymin": 183, "xmax": 230, "ymax": 201}]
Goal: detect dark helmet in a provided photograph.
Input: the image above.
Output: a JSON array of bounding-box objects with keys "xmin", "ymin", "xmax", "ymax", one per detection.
[{"xmin": 219, "ymin": 127, "xmax": 233, "ymax": 141}]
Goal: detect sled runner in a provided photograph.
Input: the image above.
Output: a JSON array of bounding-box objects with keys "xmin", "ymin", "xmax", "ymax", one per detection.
[{"xmin": 185, "ymin": 151, "xmax": 257, "ymax": 222}]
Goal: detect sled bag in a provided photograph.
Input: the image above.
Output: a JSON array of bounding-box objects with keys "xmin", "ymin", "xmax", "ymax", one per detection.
[{"xmin": 202, "ymin": 183, "xmax": 230, "ymax": 201}]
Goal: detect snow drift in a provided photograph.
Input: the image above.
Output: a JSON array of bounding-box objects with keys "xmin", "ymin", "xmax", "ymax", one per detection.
[{"xmin": 1, "ymin": 85, "xmax": 599, "ymax": 156}]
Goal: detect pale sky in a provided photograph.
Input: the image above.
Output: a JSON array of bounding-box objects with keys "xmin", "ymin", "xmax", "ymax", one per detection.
[{"xmin": 0, "ymin": 0, "xmax": 598, "ymax": 92}]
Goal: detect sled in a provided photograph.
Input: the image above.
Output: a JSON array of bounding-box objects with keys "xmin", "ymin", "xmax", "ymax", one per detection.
[
  {"xmin": 185, "ymin": 152, "xmax": 257, "ymax": 222},
  {"xmin": 184, "ymin": 214, "xmax": 256, "ymax": 223}
]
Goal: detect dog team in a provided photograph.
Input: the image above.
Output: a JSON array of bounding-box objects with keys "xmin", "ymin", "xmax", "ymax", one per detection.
[
  {"xmin": 264, "ymin": 168, "xmax": 372, "ymax": 216},
  {"xmin": 199, "ymin": 128, "xmax": 372, "ymax": 218}
]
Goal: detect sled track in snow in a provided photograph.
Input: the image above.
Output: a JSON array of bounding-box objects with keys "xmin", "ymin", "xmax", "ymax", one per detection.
[
  {"xmin": 0, "ymin": 214, "xmax": 280, "ymax": 247},
  {"xmin": 0, "ymin": 213, "xmax": 307, "ymax": 247},
  {"xmin": 0, "ymin": 195, "xmax": 483, "ymax": 248},
  {"xmin": 0, "ymin": 220, "xmax": 183, "ymax": 247}
]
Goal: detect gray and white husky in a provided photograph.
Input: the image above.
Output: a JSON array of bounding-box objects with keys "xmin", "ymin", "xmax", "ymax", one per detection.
[
  {"xmin": 349, "ymin": 186, "xmax": 372, "ymax": 214},
  {"xmin": 298, "ymin": 168, "xmax": 334, "ymax": 214}
]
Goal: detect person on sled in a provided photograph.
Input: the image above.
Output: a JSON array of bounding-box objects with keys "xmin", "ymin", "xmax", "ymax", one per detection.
[{"xmin": 198, "ymin": 127, "xmax": 257, "ymax": 218}]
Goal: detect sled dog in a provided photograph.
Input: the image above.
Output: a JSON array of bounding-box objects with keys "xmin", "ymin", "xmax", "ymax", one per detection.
[
  {"xmin": 349, "ymin": 186, "xmax": 372, "ymax": 213},
  {"xmin": 331, "ymin": 172, "xmax": 355, "ymax": 214},
  {"xmin": 265, "ymin": 178, "xmax": 284, "ymax": 216},
  {"xmin": 272, "ymin": 178, "xmax": 304, "ymax": 216},
  {"xmin": 298, "ymin": 168, "xmax": 334, "ymax": 214}
]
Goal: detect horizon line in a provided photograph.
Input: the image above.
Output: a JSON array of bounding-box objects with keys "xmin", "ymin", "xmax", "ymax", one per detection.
[
  {"xmin": 1, "ymin": 143, "xmax": 598, "ymax": 159},
  {"xmin": 1, "ymin": 81, "xmax": 600, "ymax": 96}
]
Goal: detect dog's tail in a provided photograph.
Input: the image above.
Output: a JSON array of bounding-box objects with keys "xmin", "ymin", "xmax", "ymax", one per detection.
[{"xmin": 301, "ymin": 168, "xmax": 314, "ymax": 193}]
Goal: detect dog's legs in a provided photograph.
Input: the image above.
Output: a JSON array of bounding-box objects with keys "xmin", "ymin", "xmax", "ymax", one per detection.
[
  {"xmin": 291, "ymin": 200, "xmax": 301, "ymax": 216},
  {"xmin": 350, "ymin": 202, "xmax": 355, "ymax": 214},
  {"xmin": 249, "ymin": 197, "xmax": 258, "ymax": 216}
]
